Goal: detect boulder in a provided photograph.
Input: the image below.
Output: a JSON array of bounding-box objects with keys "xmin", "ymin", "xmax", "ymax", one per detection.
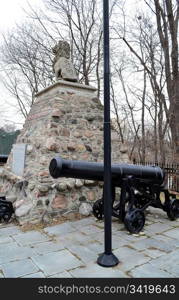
[
  {"xmin": 51, "ymin": 195, "xmax": 67, "ymax": 209},
  {"xmin": 15, "ymin": 202, "xmax": 33, "ymax": 217},
  {"xmin": 79, "ymin": 203, "xmax": 92, "ymax": 216}
]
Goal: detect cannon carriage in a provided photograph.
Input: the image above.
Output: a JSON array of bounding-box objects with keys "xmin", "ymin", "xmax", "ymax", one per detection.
[{"xmin": 49, "ymin": 157, "xmax": 179, "ymax": 234}]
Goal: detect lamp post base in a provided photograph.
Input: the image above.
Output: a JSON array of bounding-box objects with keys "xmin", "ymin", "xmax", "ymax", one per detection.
[{"xmin": 97, "ymin": 252, "xmax": 119, "ymax": 267}]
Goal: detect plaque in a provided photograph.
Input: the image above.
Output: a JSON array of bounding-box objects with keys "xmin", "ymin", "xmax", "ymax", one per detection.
[{"xmin": 12, "ymin": 144, "xmax": 26, "ymax": 176}]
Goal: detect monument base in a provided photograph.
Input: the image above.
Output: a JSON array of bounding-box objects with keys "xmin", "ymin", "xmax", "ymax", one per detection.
[{"xmin": 0, "ymin": 81, "xmax": 129, "ymax": 225}]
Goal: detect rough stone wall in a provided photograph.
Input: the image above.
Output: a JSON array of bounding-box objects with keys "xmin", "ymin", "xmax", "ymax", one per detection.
[{"xmin": 0, "ymin": 81, "xmax": 129, "ymax": 225}]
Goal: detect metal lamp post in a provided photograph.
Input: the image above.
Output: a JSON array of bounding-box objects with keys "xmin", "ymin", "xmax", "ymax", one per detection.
[{"xmin": 97, "ymin": 0, "xmax": 119, "ymax": 267}]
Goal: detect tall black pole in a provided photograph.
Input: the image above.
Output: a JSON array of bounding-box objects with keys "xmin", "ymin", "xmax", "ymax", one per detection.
[{"xmin": 97, "ymin": 0, "xmax": 119, "ymax": 267}]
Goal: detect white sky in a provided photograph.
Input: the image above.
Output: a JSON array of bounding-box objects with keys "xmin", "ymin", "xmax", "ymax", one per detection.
[
  {"xmin": 0, "ymin": 0, "xmax": 26, "ymax": 32},
  {"xmin": 0, "ymin": 0, "xmax": 42, "ymax": 31},
  {"xmin": 0, "ymin": 0, "xmax": 43, "ymax": 129}
]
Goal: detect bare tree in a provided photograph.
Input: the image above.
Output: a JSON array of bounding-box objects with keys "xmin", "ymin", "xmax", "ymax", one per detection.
[
  {"xmin": 26, "ymin": 0, "xmax": 104, "ymax": 91},
  {"xmin": 120, "ymin": 1, "xmax": 178, "ymax": 162},
  {"xmin": 111, "ymin": 80, "xmax": 125, "ymax": 143},
  {"xmin": 153, "ymin": 0, "xmax": 179, "ymax": 162},
  {"xmin": 111, "ymin": 0, "xmax": 178, "ymax": 163},
  {"xmin": 0, "ymin": 22, "xmax": 54, "ymax": 118}
]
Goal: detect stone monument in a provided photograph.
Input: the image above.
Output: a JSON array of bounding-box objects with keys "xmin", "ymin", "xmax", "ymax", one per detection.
[{"xmin": 0, "ymin": 41, "xmax": 129, "ymax": 225}]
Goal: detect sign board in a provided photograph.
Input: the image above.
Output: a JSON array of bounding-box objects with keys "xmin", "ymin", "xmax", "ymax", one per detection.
[{"xmin": 12, "ymin": 144, "xmax": 26, "ymax": 176}]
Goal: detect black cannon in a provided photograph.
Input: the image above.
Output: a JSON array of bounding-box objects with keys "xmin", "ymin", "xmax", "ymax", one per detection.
[
  {"xmin": 49, "ymin": 157, "xmax": 179, "ymax": 233},
  {"xmin": 0, "ymin": 196, "xmax": 14, "ymax": 222}
]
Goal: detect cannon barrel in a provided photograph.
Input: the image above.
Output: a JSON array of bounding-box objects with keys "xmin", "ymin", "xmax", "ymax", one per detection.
[{"xmin": 49, "ymin": 157, "xmax": 165, "ymax": 186}]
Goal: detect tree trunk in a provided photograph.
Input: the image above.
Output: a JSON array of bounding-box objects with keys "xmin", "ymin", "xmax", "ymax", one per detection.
[{"xmin": 154, "ymin": 0, "xmax": 179, "ymax": 162}]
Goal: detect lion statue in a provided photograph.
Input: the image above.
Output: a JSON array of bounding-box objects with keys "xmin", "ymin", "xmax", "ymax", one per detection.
[{"xmin": 52, "ymin": 41, "xmax": 78, "ymax": 82}]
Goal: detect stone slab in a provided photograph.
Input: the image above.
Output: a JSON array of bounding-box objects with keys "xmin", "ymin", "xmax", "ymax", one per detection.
[
  {"xmin": 49, "ymin": 271, "xmax": 73, "ymax": 278},
  {"xmin": 142, "ymin": 248, "xmax": 165, "ymax": 258},
  {"xmin": 144, "ymin": 223, "xmax": 173, "ymax": 234},
  {"xmin": 0, "ymin": 226, "xmax": 21, "ymax": 236},
  {"xmin": 162, "ymin": 265, "xmax": 179, "ymax": 277},
  {"xmin": 112, "ymin": 222, "xmax": 126, "ymax": 232},
  {"xmin": 0, "ymin": 242, "xmax": 20, "ymax": 257},
  {"xmin": 36, "ymin": 80, "xmax": 97, "ymax": 97},
  {"xmin": 21, "ymin": 272, "xmax": 46, "ymax": 278},
  {"xmin": 149, "ymin": 249, "xmax": 179, "ymax": 273},
  {"xmin": 162, "ymin": 228, "xmax": 179, "ymax": 239},
  {"xmin": 130, "ymin": 237, "xmax": 175, "ymax": 252},
  {"xmin": 114, "ymin": 231, "xmax": 148, "ymax": 242},
  {"xmin": 0, "ymin": 258, "xmax": 39, "ymax": 278},
  {"xmin": 56, "ymin": 231, "xmax": 94, "ymax": 246},
  {"xmin": 31, "ymin": 249, "xmax": 83, "ymax": 276},
  {"xmin": 115, "ymin": 253, "xmax": 151, "ymax": 272},
  {"xmin": 78, "ymin": 224, "xmax": 103, "ymax": 235},
  {"xmin": 86, "ymin": 242, "xmax": 104, "ymax": 255},
  {"xmin": 89, "ymin": 232, "xmax": 105, "ymax": 243},
  {"xmin": 12, "ymin": 143, "xmax": 26, "ymax": 176},
  {"xmin": 0, "ymin": 236, "xmax": 13, "ymax": 244},
  {"xmin": 69, "ymin": 217, "xmax": 95, "ymax": 228},
  {"xmin": 69, "ymin": 263, "xmax": 127, "ymax": 278},
  {"xmin": 32, "ymin": 241, "xmax": 65, "ymax": 255},
  {"xmin": 44, "ymin": 223, "xmax": 76, "ymax": 236},
  {"xmin": 113, "ymin": 246, "xmax": 139, "ymax": 260},
  {"xmin": 0, "ymin": 244, "xmax": 36, "ymax": 264},
  {"xmin": 112, "ymin": 233, "xmax": 140, "ymax": 249},
  {"xmin": 153, "ymin": 234, "xmax": 179, "ymax": 247},
  {"xmin": 129, "ymin": 263, "xmax": 173, "ymax": 278},
  {"xmin": 13, "ymin": 231, "xmax": 49, "ymax": 246},
  {"xmin": 67, "ymin": 245, "xmax": 97, "ymax": 264}
]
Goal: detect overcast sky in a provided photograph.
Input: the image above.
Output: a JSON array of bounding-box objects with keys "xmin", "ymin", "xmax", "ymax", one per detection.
[
  {"xmin": 0, "ymin": 0, "xmax": 26, "ymax": 32},
  {"xmin": 0, "ymin": 0, "xmax": 42, "ymax": 31},
  {"xmin": 0, "ymin": 0, "xmax": 43, "ymax": 129}
]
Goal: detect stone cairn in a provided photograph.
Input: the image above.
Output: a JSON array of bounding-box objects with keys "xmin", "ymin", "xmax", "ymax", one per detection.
[{"xmin": 0, "ymin": 41, "xmax": 129, "ymax": 225}]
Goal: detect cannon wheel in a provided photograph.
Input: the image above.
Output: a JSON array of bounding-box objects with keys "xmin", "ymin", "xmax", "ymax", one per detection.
[
  {"xmin": 167, "ymin": 199, "xmax": 179, "ymax": 221},
  {"xmin": 3, "ymin": 213, "xmax": 12, "ymax": 222},
  {"xmin": 124, "ymin": 208, "xmax": 145, "ymax": 234},
  {"xmin": 93, "ymin": 199, "xmax": 104, "ymax": 220}
]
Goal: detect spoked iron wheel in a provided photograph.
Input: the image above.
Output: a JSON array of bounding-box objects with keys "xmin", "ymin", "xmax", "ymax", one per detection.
[
  {"xmin": 93, "ymin": 199, "xmax": 104, "ymax": 220},
  {"xmin": 167, "ymin": 199, "xmax": 179, "ymax": 221},
  {"xmin": 124, "ymin": 208, "xmax": 145, "ymax": 234}
]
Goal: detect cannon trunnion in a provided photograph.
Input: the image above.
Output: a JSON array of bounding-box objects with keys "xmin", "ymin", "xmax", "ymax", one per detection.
[{"xmin": 49, "ymin": 157, "xmax": 179, "ymax": 233}]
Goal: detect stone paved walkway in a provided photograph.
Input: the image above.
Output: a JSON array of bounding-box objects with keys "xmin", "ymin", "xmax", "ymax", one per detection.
[{"xmin": 0, "ymin": 207, "xmax": 179, "ymax": 278}]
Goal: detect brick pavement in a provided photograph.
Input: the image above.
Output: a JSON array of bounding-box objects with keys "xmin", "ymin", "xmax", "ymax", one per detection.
[{"xmin": 0, "ymin": 207, "xmax": 178, "ymax": 278}]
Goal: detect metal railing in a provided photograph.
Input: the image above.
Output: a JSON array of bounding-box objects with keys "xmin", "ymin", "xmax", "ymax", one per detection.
[{"xmin": 133, "ymin": 160, "xmax": 179, "ymax": 193}]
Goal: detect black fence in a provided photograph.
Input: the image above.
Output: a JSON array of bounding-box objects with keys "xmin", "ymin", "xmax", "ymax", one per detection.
[
  {"xmin": 0, "ymin": 129, "xmax": 20, "ymax": 166},
  {"xmin": 0, "ymin": 129, "xmax": 20, "ymax": 156},
  {"xmin": 133, "ymin": 160, "xmax": 179, "ymax": 193}
]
